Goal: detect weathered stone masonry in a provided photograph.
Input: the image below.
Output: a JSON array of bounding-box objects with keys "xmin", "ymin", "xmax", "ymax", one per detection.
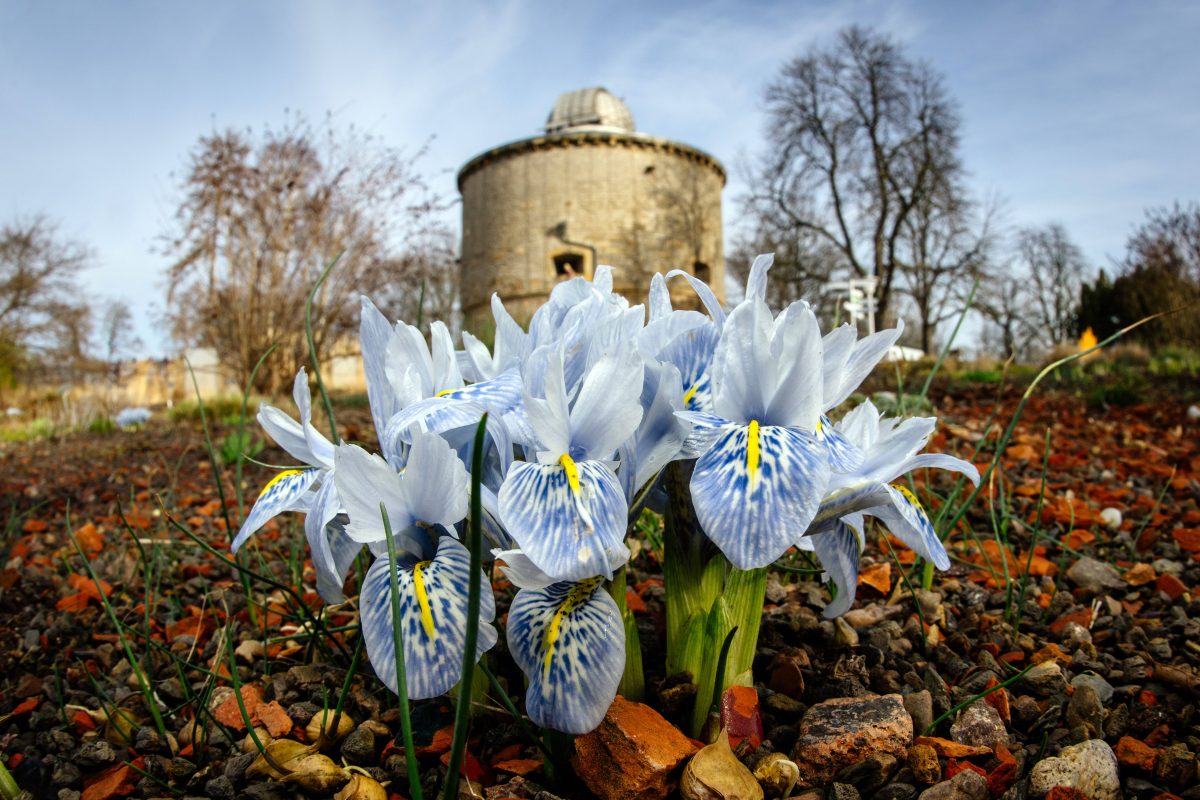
[{"xmin": 458, "ymin": 87, "xmax": 726, "ymax": 333}]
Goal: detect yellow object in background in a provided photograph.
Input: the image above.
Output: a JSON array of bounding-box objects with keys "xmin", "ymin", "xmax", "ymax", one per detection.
[{"xmin": 1079, "ymin": 327, "xmax": 1099, "ymax": 362}]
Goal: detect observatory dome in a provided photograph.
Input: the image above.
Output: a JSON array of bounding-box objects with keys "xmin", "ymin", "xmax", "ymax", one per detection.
[{"xmin": 545, "ymin": 87, "xmax": 635, "ymax": 134}]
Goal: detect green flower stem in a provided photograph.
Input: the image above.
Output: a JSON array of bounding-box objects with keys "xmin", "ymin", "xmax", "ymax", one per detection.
[
  {"xmin": 443, "ymin": 415, "xmax": 488, "ymax": 800},
  {"xmin": 381, "ymin": 504, "xmax": 423, "ymax": 800}
]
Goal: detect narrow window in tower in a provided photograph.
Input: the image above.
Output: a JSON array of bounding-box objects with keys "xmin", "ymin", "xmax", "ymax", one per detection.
[
  {"xmin": 693, "ymin": 261, "xmax": 710, "ymax": 282},
  {"xmin": 554, "ymin": 253, "xmax": 584, "ymax": 278}
]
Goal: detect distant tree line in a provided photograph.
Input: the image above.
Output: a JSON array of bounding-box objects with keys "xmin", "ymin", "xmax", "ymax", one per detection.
[
  {"xmin": 733, "ymin": 26, "xmax": 1198, "ymax": 359},
  {"xmin": 0, "ymin": 215, "xmax": 141, "ymax": 390}
]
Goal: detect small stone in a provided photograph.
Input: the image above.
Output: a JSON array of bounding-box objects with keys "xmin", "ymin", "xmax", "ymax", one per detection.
[
  {"xmin": 1022, "ymin": 661, "xmax": 1067, "ymax": 696},
  {"xmin": 1113, "ymin": 736, "xmax": 1157, "ymax": 772},
  {"xmin": 876, "ymin": 784, "xmax": 917, "ymax": 800},
  {"xmin": 1069, "ymin": 672, "xmax": 1113, "ymax": 704},
  {"xmin": 1058, "ymin": 623, "xmax": 1092, "ymax": 650},
  {"xmin": 76, "ymin": 739, "xmax": 119, "ymax": 768},
  {"xmin": 904, "ymin": 691, "xmax": 934, "ymax": 736},
  {"xmin": 1153, "ymin": 558, "xmax": 1182, "ymax": 576},
  {"xmin": 768, "ymin": 649, "xmax": 808, "ymax": 700},
  {"xmin": 340, "ymin": 725, "xmax": 376, "ymax": 765},
  {"xmin": 50, "ymin": 759, "xmax": 81, "ymax": 787},
  {"xmin": 843, "ymin": 604, "xmax": 901, "ymax": 628},
  {"xmin": 792, "ymin": 694, "xmax": 913, "ymax": 785},
  {"xmin": 204, "ymin": 775, "xmax": 236, "ymax": 800},
  {"xmin": 1065, "ymin": 557, "xmax": 1124, "ymax": 593},
  {"xmin": 830, "ymin": 784, "xmax": 860, "ymax": 800},
  {"xmin": 917, "ymin": 769, "xmax": 988, "ymax": 800},
  {"xmin": 924, "ymin": 668, "xmax": 952, "ymax": 716},
  {"xmin": 1153, "ymin": 742, "xmax": 1197, "ymax": 789},
  {"xmin": 1188, "ymin": 404, "xmax": 1200, "ymax": 421},
  {"xmin": 908, "ymin": 743, "xmax": 941, "ymax": 784},
  {"xmin": 572, "ymin": 695, "xmax": 699, "ymax": 800},
  {"xmin": 1065, "ymin": 685, "xmax": 1104, "ymax": 739},
  {"xmin": 234, "ymin": 639, "xmax": 264, "ymax": 663},
  {"xmin": 1098, "ymin": 508, "xmax": 1122, "ymax": 530},
  {"xmin": 287, "ymin": 664, "xmax": 325, "ymax": 687},
  {"xmin": 134, "ymin": 726, "xmax": 166, "ymax": 754},
  {"xmin": 1028, "ymin": 739, "xmax": 1120, "ymax": 800},
  {"xmin": 834, "ymin": 617, "xmax": 860, "ymax": 646},
  {"xmin": 765, "ymin": 692, "xmax": 805, "ymax": 720},
  {"xmin": 949, "ymin": 702, "xmax": 1007, "ymax": 748},
  {"xmin": 835, "ymin": 752, "xmax": 898, "ymax": 795}
]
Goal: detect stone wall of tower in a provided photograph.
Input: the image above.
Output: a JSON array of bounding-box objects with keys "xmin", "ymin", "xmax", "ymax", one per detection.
[{"xmin": 458, "ymin": 131, "xmax": 725, "ymax": 333}]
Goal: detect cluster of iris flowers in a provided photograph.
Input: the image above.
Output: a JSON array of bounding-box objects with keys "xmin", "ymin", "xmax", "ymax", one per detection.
[{"xmin": 231, "ymin": 255, "xmax": 978, "ymax": 735}]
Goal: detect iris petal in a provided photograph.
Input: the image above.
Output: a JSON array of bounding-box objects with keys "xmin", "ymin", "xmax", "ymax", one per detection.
[
  {"xmin": 359, "ymin": 537, "xmax": 497, "ymax": 700},
  {"xmin": 690, "ymin": 424, "xmax": 830, "ymax": 569},
  {"xmin": 231, "ymin": 468, "xmax": 320, "ymax": 553},
  {"xmin": 304, "ymin": 477, "xmax": 342, "ymax": 582},
  {"xmin": 810, "ymin": 520, "xmax": 862, "ymax": 619},
  {"xmin": 314, "ymin": 516, "xmax": 363, "ymax": 604},
  {"xmin": 868, "ymin": 484, "xmax": 950, "ymax": 570},
  {"xmin": 498, "ymin": 460, "xmax": 628, "ymax": 582},
  {"xmin": 820, "ymin": 416, "xmax": 865, "ymax": 472},
  {"xmin": 506, "ymin": 578, "xmax": 624, "ymax": 734}
]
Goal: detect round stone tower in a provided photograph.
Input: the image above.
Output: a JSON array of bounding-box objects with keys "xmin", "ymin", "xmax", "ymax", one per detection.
[{"xmin": 457, "ymin": 87, "xmax": 725, "ymax": 332}]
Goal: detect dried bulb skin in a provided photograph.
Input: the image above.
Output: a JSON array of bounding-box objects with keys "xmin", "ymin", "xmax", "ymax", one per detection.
[
  {"xmin": 246, "ymin": 740, "xmax": 317, "ymax": 780},
  {"xmin": 280, "ymin": 753, "xmax": 351, "ymax": 794},
  {"xmin": 334, "ymin": 774, "xmax": 389, "ymax": 800},
  {"xmin": 753, "ymin": 752, "xmax": 800, "ymax": 798},
  {"xmin": 681, "ymin": 729, "xmax": 764, "ymax": 800},
  {"xmin": 307, "ymin": 709, "xmax": 355, "ymax": 745}
]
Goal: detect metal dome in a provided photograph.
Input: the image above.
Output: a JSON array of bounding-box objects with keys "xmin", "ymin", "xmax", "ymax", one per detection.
[{"xmin": 545, "ymin": 87, "xmax": 635, "ymax": 134}]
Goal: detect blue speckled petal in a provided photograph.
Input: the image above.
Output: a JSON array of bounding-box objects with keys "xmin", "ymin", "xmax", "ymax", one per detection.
[
  {"xmin": 867, "ymin": 484, "xmax": 949, "ymax": 570},
  {"xmin": 820, "ymin": 415, "xmax": 865, "ymax": 472},
  {"xmin": 506, "ymin": 578, "xmax": 623, "ymax": 734},
  {"xmin": 690, "ymin": 424, "xmax": 830, "ymax": 569},
  {"xmin": 810, "ymin": 520, "xmax": 862, "ymax": 619},
  {"xmin": 498, "ymin": 460, "xmax": 628, "ymax": 582},
  {"xmin": 360, "ymin": 536, "xmax": 497, "ymax": 700},
  {"xmin": 231, "ymin": 468, "xmax": 320, "ymax": 553},
  {"xmin": 314, "ymin": 516, "xmax": 362, "ymax": 604}
]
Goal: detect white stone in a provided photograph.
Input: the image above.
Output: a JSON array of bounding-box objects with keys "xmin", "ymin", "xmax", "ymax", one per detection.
[
  {"xmin": 1029, "ymin": 739, "xmax": 1120, "ymax": 800},
  {"xmin": 1187, "ymin": 404, "xmax": 1200, "ymax": 421},
  {"xmin": 1099, "ymin": 507, "xmax": 1122, "ymax": 530}
]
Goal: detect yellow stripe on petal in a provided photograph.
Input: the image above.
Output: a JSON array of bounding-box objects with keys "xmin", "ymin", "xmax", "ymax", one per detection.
[
  {"xmin": 892, "ymin": 483, "xmax": 924, "ymax": 511},
  {"xmin": 558, "ymin": 453, "xmax": 581, "ymax": 496},
  {"xmin": 258, "ymin": 469, "xmax": 306, "ymax": 498},
  {"xmin": 682, "ymin": 383, "xmax": 698, "ymax": 406},
  {"xmin": 542, "ymin": 577, "xmax": 602, "ymax": 679},
  {"xmin": 747, "ymin": 420, "xmax": 761, "ymax": 490},
  {"xmin": 412, "ymin": 561, "xmax": 437, "ymax": 640},
  {"xmin": 435, "ymin": 388, "xmax": 455, "ymax": 398}
]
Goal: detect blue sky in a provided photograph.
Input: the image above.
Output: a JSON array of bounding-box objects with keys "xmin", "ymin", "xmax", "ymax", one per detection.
[{"xmin": 3, "ymin": 0, "xmax": 1198, "ymax": 355}]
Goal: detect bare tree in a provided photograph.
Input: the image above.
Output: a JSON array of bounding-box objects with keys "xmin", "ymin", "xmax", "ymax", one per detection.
[
  {"xmin": 1015, "ymin": 223, "xmax": 1090, "ymax": 348},
  {"xmin": 0, "ymin": 215, "xmax": 94, "ymax": 383},
  {"xmin": 99, "ymin": 298, "xmax": 142, "ymax": 367},
  {"xmin": 162, "ymin": 114, "xmax": 453, "ymax": 392},
  {"xmin": 742, "ymin": 26, "xmax": 967, "ymax": 328},
  {"xmin": 1125, "ymin": 202, "xmax": 1200, "ymax": 284},
  {"xmin": 897, "ymin": 187, "xmax": 998, "ymax": 354},
  {"xmin": 976, "ymin": 268, "xmax": 1039, "ymax": 360}
]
